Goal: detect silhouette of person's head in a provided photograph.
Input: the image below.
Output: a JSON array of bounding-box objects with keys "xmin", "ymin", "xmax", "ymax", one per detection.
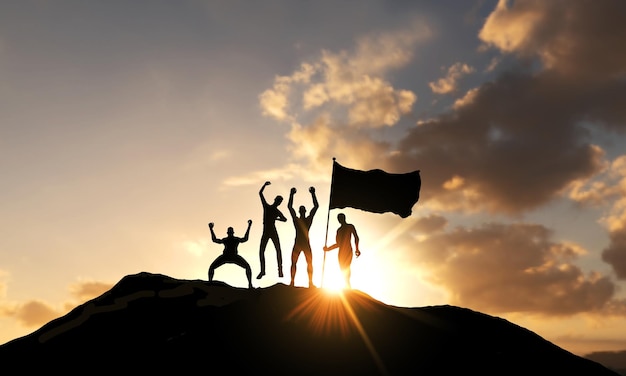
[
  {"xmin": 299, "ymin": 205, "xmax": 306, "ymax": 216},
  {"xmin": 337, "ymin": 213, "xmax": 346, "ymax": 224},
  {"xmin": 274, "ymin": 196, "xmax": 283, "ymax": 205},
  {"xmin": 227, "ymin": 227, "xmax": 234, "ymax": 236}
]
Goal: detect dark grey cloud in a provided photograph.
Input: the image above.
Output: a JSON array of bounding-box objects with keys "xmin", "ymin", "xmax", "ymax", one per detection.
[
  {"xmin": 479, "ymin": 0, "xmax": 626, "ymax": 81},
  {"xmin": 603, "ymin": 232, "xmax": 626, "ymax": 280},
  {"xmin": 389, "ymin": 71, "xmax": 607, "ymax": 214},
  {"xmin": 386, "ymin": 0, "xmax": 626, "ymax": 214},
  {"xmin": 253, "ymin": 0, "xmax": 626, "ymax": 315},
  {"xmin": 412, "ymin": 222, "xmax": 616, "ymax": 315}
]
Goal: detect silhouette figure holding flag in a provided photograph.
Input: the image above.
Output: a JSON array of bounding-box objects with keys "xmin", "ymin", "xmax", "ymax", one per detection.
[
  {"xmin": 324, "ymin": 213, "xmax": 361, "ymax": 289},
  {"xmin": 288, "ymin": 186, "xmax": 319, "ymax": 288},
  {"xmin": 257, "ymin": 181, "xmax": 288, "ymax": 280},
  {"xmin": 208, "ymin": 220, "xmax": 254, "ymax": 289}
]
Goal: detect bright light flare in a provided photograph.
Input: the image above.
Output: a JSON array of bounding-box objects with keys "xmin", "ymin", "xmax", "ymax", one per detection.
[
  {"xmin": 320, "ymin": 270, "xmax": 348, "ymax": 292},
  {"xmin": 286, "ymin": 289, "xmax": 389, "ymax": 375}
]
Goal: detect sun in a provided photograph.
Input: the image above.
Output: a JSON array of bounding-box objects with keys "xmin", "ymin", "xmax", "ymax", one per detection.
[
  {"xmin": 320, "ymin": 271, "xmax": 348, "ymax": 293},
  {"xmin": 312, "ymin": 214, "xmax": 416, "ymax": 298},
  {"xmin": 317, "ymin": 257, "xmax": 351, "ymax": 292}
]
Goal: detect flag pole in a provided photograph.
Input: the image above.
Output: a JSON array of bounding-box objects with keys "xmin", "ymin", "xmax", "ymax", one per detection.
[{"xmin": 321, "ymin": 157, "xmax": 336, "ymax": 288}]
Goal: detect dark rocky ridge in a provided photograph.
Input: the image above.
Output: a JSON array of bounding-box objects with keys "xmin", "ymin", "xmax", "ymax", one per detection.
[{"xmin": 0, "ymin": 272, "xmax": 617, "ymax": 375}]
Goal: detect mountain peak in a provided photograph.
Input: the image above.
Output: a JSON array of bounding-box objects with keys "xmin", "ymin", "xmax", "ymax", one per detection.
[{"xmin": 0, "ymin": 272, "xmax": 617, "ymax": 375}]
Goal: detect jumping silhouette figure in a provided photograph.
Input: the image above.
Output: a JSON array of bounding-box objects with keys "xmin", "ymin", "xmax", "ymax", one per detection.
[
  {"xmin": 323, "ymin": 213, "xmax": 361, "ymax": 289},
  {"xmin": 288, "ymin": 186, "xmax": 319, "ymax": 288},
  {"xmin": 257, "ymin": 181, "xmax": 287, "ymax": 279},
  {"xmin": 208, "ymin": 220, "xmax": 254, "ymax": 289}
]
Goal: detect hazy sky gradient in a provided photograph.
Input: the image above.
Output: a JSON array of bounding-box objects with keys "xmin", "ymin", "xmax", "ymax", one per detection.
[{"xmin": 2, "ymin": 0, "xmax": 626, "ymax": 357}]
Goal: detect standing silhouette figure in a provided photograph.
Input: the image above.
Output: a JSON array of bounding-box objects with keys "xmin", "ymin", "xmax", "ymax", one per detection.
[
  {"xmin": 257, "ymin": 181, "xmax": 287, "ymax": 279},
  {"xmin": 287, "ymin": 186, "xmax": 319, "ymax": 288},
  {"xmin": 323, "ymin": 213, "xmax": 361, "ymax": 289},
  {"xmin": 208, "ymin": 220, "xmax": 254, "ymax": 289}
]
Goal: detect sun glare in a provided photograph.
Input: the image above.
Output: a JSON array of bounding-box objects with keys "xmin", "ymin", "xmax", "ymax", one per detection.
[
  {"xmin": 286, "ymin": 285, "xmax": 388, "ymax": 375},
  {"xmin": 320, "ymin": 271, "xmax": 348, "ymax": 292}
]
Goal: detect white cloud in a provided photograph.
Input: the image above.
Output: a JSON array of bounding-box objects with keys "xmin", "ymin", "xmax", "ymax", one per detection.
[
  {"xmin": 429, "ymin": 62, "xmax": 475, "ymax": 94},
  {"xmin": 260, "ymin": 20, "xmax": 428, "ymax": 129},
  {"xmin": 230, "ymin": 20, "xmax": 430, "ymax": 187},
  {"xmin": 259, "ymin": 63, "xmax": 316, "ymax": 122}
]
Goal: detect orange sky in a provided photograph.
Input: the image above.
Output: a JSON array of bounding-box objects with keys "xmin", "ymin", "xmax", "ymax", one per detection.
[{"xmin": 2, "ymin": 0, "xmax": 626, "ymax": 358}]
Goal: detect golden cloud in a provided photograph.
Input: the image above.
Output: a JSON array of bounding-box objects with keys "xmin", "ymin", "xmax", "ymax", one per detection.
[
  {"xmin": 69, "ymin": 281, "xmax": 114, "ymax": 302},
  {"xmin": 13, "ymin": 300, "xmax": 60, "ymax": 327},
  {"xmin": 429, "ymin": 62, "xmax": 475, "ymax": 94},
  {"xmin": 247, "ymin": 20, "xmax": 429, "ymax": 187},
  {"xmin": 413, "ymin": 222, "xmax": 616, "ymax": 315},
  {"xmin": 479, "ymin": 0, "xmax": 626, "ymax": 79}
]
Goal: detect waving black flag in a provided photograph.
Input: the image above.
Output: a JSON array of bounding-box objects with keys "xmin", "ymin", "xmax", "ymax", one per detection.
[{"xmin": 329, "ymin": 160, "xmax": 421, "ymax": 218}]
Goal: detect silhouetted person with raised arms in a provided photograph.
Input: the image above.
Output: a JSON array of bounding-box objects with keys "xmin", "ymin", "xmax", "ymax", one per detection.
[
  {"xmin": 257, "ymin": 181, "xmax": 287, "ymax": 279},
  {"xmin": 323, "ymin": 213, "xmax": 361, "ymax": 289},
  {"xmin": 288, "ymin": 186, "xmax": 319, "ymax": 288},
  {"xmin": 208, "ymin": 220, "xmax": 254, "ymax": 289}
]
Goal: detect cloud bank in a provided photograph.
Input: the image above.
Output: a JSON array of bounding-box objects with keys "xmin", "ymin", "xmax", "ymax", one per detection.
[
  {"xmin": 255, "ymin": 0, "xmax": 626, "ymax": 316},
  {"xmin": 0, "ymin": 280, "xmax": 113, "ymax": 328},
  {"xmin": 412, "ymin": 221, "xmax": 614, "ymax": 315}
]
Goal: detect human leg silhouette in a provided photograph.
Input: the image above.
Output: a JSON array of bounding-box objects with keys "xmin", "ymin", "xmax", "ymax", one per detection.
[
  {"xmin": 290, "ymin": 248, "xmax": 300, "ymax": 286},
  {"xmin": 338, "ymin": 249, "xmax": 353, "ymax": 289},
  {"xmin": 269, "ymin": 234, "xmax": 283, "ymax": 277},
  {"xmin": 304, "ymin": 248, "xmax": 313, "ymax": 288},
  {"xmin": 208, "ymin": 256, "xmax": 227, "ymax": 282},
  {"xmin": 258, "ymin": 235, "xmax": 269, "ymax": 279},
  {"xmin": 245, "ymin": 265, "xmax": 252, "ymax": 288},
  {"xmin": 233, "ymin": 256, "xmax": 253, "ymax": 289}
]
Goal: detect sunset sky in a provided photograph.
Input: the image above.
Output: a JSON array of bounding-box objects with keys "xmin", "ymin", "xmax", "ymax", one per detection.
[{"xmin": 2, "ymin": 0, "xmax": 626, "ymax": 358}]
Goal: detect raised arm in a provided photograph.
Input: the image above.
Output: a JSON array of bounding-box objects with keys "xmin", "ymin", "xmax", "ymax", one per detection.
[
  {"xmin": 208, "ymin": 222, "xmax": 222, "ymax": 244},
  {"xmin": 288, "ymin": 188, "xmax": 296, "ymax": 218},
  {"xmin": 309, "ymin": 186, "xmax": 319, "ymax": 217},
  {"xmin": 241, "ymin": 220, "xmax": 252, "ymax": 242},
  {"xmin": 259, "ymin": 181, "xmax": 270, "ymax": 206}
]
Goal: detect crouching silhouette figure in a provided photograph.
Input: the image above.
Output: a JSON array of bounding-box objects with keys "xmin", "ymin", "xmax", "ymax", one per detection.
[{"xmin": 208, "ymin": 220, "xmax": 254, "ymax": 289}]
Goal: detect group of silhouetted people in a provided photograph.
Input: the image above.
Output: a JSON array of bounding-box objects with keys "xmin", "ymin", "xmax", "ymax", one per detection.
[{"xmin": 207, "ymin": 181, "xmax": 361, "ymax": 289}]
